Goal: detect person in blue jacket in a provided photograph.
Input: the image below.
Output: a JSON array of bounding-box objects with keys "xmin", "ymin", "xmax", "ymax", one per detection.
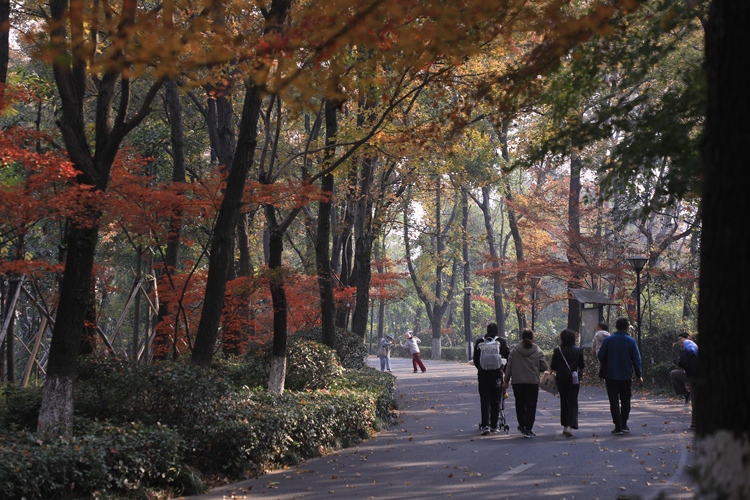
[{"xmin": 597, "ymin": 317, "xmax": 643, "ymax": 435}]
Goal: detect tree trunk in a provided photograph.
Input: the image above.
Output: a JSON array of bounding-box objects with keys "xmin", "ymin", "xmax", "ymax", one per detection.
[
  {"xmin": 682, "ymin": 226, "xmax": 699, "ymax": 319},
  {"xmin": 192, "ymin": 85, "xmax": 263, "ymax": 366},
  {"xmin": 153, "ymin": 78, "xmax": 187, "ymax": 360},
  {"xmin": 316, "ymin": 99, "xmax": 338, "ymax": 348},
  {"xmin": 476, "ymin": 185, "xmax": 506, "ymax": 337},
  {"xmin": 566, "ymin": 151, "xmax": 583, "ymax": 331},
  {"xmin": 39, "ymin": 0, "xmax": 163, "ymax": 434},
  {"xmin": 695, "ymin": 1, "xmax": 750, "ymax": 496},
  {"xmin": 0, "ymin": 0, "xmax": 8, "ymax": 85},
  {"xmin": 335, "ymin": 201, "xmax": 354, "ymax": 329},
  {"xmin": 266, "ymin": 215, "xmax": 288, "ymax": 394},
  {"xmin": 39, "ymin": 224, "xmax": 99, "ymax": 436},
  {"xmin": 462, "ymin": 189, "xmax": 473, "ymax": 360},
  {"xmin": 193, "ymin": 0, "xmax": 291, "ymax": 367},
  {"xmin": 222, "ymin": 215, "xmax": 254, "ymax": 356}
]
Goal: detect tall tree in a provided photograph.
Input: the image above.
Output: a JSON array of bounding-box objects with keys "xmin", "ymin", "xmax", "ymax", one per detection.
[
  {"xmin": 37, "ymin": 0, "xmax": 167, "ymax": 436},
  {"xmin": 192, "ymin": 0, "xmax": 292, "ymax": 368},
  {"xmin": 695, "ymin": 0, "xmax": 750, "ymax": 496}
]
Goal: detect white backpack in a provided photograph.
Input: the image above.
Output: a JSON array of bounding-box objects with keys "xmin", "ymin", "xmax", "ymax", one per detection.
[{"xmin": 479, "ymin": 337, "xmax": 505, "ymax": 370}]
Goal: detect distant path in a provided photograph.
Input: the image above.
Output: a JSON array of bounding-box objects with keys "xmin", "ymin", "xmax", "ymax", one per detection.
[{"xmin": 176, "ymin": 357, "xmax": 696, "ymax": 499}]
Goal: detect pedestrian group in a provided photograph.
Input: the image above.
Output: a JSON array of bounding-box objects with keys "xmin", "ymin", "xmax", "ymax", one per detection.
[{"xmin": 472, "ymin": 317, "xmax": 696, "ymax": 438}]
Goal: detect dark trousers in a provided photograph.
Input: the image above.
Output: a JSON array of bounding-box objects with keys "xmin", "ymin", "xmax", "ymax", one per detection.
[
  {"xmin": 478, "ymin": 378, "xmax": 502, "ymax": 428},
  {"xmin": 512, "ymin": 383, "xmax": 539, "ymax": 432},
  {"xmin": 557, "ymin": 377, "xmax": 580, "ymax": 429},
  {"xmin": 605, "ymin": 379, "xmax": 632, "ymax": 429}
]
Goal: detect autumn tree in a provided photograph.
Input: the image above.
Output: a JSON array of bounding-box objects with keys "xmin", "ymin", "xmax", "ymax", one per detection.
[{"xmin": 35, "ymin": 0, "xmax": 219, "ymax": 435}]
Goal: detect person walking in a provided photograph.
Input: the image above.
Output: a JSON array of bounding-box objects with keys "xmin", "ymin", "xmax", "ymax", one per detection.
[
  {"xmin": 377, "ymin": 334, "xmax": 395, "ymax": 372},
  {"xmin": 401, "ymin": 331, "xmax": 426, "ymax": 373},
  {"xmin": 550, "ymin": 328, "xmax": 585, "ymax": 437},
  {"xmin": 592, "ymin": 322, "xmax": 610, "ymax": 356},
  {"xmin": 503, "ymin": 328, "xmax": 549, "ymax": 438},
  {"xmin": 597, "ymin": 317, "xmax": 643, "ymax": 435},
  {"xmin": 473, "ymin": 323, "xmax": 510, "ymax": 435},
  {"xmin": 670, "ymin": 331, "xmax": 698, "ymax": 428}
]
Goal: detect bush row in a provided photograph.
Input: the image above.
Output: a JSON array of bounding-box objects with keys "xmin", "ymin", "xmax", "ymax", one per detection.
[{"xmin": 0, "ymin": 330, "xmax": 396, "ymax": 499}]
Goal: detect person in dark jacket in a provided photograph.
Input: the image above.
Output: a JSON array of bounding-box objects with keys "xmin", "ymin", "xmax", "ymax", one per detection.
[
  {"xmin": 597, "ymin": 317, "xmax": 643, "ymax": 435},
  {"xmin": 473, "ymin": 323, "xmax": 509, "ymax": 435},
  {"xmin": 670, "ymin": 331, "xmax": 698, "ymax": 428},
  {"xmin": 550, "ymin": 328, "xmax": 585, "ymax": 437}
]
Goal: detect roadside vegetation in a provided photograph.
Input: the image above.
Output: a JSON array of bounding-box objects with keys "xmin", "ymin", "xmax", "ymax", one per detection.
[{"xmin": 0, "ymin": 329, "xmax": 396, "ymax": 499}]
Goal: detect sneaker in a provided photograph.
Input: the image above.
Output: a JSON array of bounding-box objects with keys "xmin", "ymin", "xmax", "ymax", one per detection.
[
  {"xmin": 622, "ymin": 426, "xmax": 630, "ymax": 433},
  {"xmin": 413, "ymin": 370, "xmax": 418, "ymax": 373},
  {"xmin": 490, "ymin": 427, "xmax": 500, "ymax": 434},
  {"xmin": 563, "ymin": 430, "xmax": 573, "ymax": 437},
  {"xmin": 525, "ymin": 430, "xmax": 536, "ymax": 438},
  {"xmin": 611, "ymin": 428, "xmax": 624, "ymax": 435},
  {"xmin": 481, "ymin": 426, "xmax": 491, "ymax": 436}
]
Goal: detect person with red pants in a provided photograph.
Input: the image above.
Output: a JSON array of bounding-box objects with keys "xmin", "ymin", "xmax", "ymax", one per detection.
[{"xmin": 401, "ymin": 331, "xmax": 426, "ymax": 373}]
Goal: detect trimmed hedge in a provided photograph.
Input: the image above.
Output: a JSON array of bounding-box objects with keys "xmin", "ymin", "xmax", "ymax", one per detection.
[
  {"xmin": 0, "ymin": 421, "xmax": 198, "ymax": 498},
  {"xmin": 0, "ymin": 348, "xmax": 396, "ymax": 499}
]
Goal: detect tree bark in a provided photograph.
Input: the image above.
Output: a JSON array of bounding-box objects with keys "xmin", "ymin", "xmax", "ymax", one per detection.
[
  {"xmin": 316, "ymin": 99, "xmax": 339, "ymax": 348},
  {"xmin": 39, "ymin": 224, "xmax": 99, "ymax": 436},
  {"xmin": 498, "ymin": 119, "xmax": 526, "ymax": 331},
  {"xmin": 472, "ymin": 185, "xmax": 507, "ymax": 337},
  {"xmin": 461, "ymin": 189, "xmax": 473, "ymax": 360},
  {"xmin": 191, "ymin": 84, "xmax": 263, "ymax": 366},
  {"xmin": 695, "ymin": 1, "xmax": 750, "ymax": 496},
  {"xmin": 0, "ymin": 0, "xmax": 8, "ymax": 85},
  {"xmin": 153, "ymin": 78, "xmax": 186, "ymax": 360},
  {"xmin": 39, "ymin": 0, "xmax": 163, "ymax": 435},
  {"xmin": 266, "ymin": 210, "xmax": 288, "ymax": 394},
  {"xmin": 566, "ymin": 151, "xmax": 583, "ymax": 331}
]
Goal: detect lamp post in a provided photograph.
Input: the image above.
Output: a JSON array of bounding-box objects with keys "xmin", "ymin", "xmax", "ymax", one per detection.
[
  {"xmin": 530, "ymin": 276, "xmax": 541, "ymax": 331},
  {"xmin": 369, "ymin": 298, "xmax": 374, "ymax": 355},
  {"xmin": 463, "ymin": 286, "xmax": 473, "ymax": 361},
  {"xmin": 627, "ymin": 256, "xmax": 648, "ymax": 353}
]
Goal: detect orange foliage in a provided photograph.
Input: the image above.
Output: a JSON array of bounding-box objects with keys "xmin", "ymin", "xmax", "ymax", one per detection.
[{"xmin": 370, "ymin": 257, "xmax": 408, "ymax": 304}]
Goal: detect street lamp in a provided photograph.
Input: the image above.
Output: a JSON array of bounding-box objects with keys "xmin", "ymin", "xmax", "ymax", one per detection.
[
  {"xmin": 627, "ymin": 256, "xmax": 648, "ymax": 353},
  {"xmin": 369, "ymin": 298, "xmax": 375, "ymax": 355},
  {"xmin": 463, "ymin": 286, "xmax": 474, "ymax": 361},
  {"xmin": 530, "ymin": 276, "xmax": 541, "ymax": 331}
]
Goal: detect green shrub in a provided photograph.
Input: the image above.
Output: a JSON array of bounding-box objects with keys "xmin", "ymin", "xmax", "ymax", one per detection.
[
  {"xmin": 218, "ymin": 345, "xmax": 270, "ymax": 390},
  {"xmin": 0, "ymin": 421, "xmax": 198, "ymax": 499},
  {"xmin": 335, "ymin": 367, "xmax": 398, "ymax": 427},
  {"xmin": 293, "ymin": 326, "xmax": 368, "ymax": 369},
  {"xmin": 0, "ymin": 385, "xmax": 43, "ymax": 431},
  {"xmin": 0, "ymin": 351, "xmax": 395, "ymax": 497},
  {"xmin": 182, "ymin": 388, "xmax": 380, "ymax": 476},
  {"xmin": 285, "ymin": 339, "xmax": 343, "ymax": 391},
  {"xmin": 75, "ymin": 355, "xmax": 232, "ymax": 427}
]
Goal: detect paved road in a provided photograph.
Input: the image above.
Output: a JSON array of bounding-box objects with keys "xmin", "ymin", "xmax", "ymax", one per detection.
[{"xmin": 177, "ymin": 357, "xmax": 696, "ymax": 499}]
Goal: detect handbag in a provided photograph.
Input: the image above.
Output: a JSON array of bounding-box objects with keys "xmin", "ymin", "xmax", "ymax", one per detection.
[
  {"xmin": 540, "ymin": 371, "xmax": 558, "ymax": 395},
  {"xmin": 559, "ymin": 347, "xmax": 580, "ymax": 385}
]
